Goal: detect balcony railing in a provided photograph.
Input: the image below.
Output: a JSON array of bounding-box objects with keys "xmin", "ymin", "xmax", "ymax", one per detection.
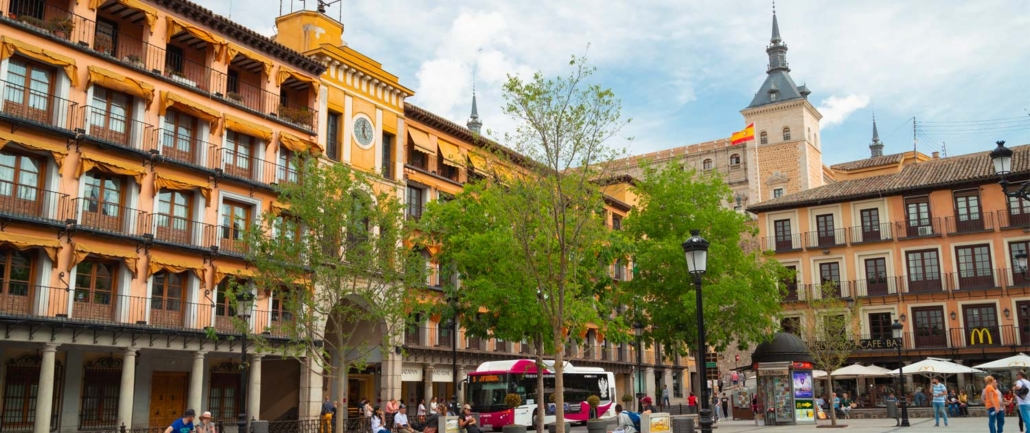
[
  {"xmin": 896, "ymin": 217, "xmax": 942, "ymax": 239},
  {"xmin": 762, "ymin": 233, "xmax": 803, "ymax": 252},
  {"xmin": 782, "ymin": 282, "xmax": 800, "ymax": 301},
  {"xmin": 997, "ymin": 209, "xmax": 1030, "ymax": 230},
  {"xmin": 252, "ymin": 309, "xmax": 294, "ymax": 338},
  {"xmin": 216, "ymin": 146, "xmax": 283, "ymax": 186},
  {"xmin": 71, "ymin": 197, "xmax": 151, "ymax": 238},
  {"xmin": 276, "ymin": 98, "xmax": 317, "ymax": 132},
  {"xmin": 0, "ymin": 180, "xmax": 69, "ymax": 224},
  {"xmin": 217, "ymin": 224, "xmax": 250, "ymax": 257},
  {"xmin": 0, "ymin": 80, "xmax": 78, "ymax": 131},
  {"xmin": 212, "ymin": 69, "xmax": 266, "ymax": 113},
  {"xmin": 154, "ymin": 129, "xmax": 218, "ymax": 170},
  {"xmin": 850, "ymin": 222, "xmax": 894, "ymax": 244},
  {"xmin": 404, "ymin": 327, "xmax": 422, "ymax": 346},
  {"xmin": 945, "ymin": 213, "xmax": 995, "ymax": 234},
  {"xmin": 805, "ymin": 228, "xmax": 847, "ymax": 249},
  {"xmin": 5, "ymin": 0, "xmax": 80, "ymax": 42},
  {"xmin": 152, "ymin": 215, "xmax": 218, "ymax": 249},
  {"xmin": 406, "ymin": 204, "xmax": 425, "ymax": 221},
  {"xmin": 800, "ymin": 281, "xmax": 854, "ymax": 299},
  {"xmin": 900, "ymin": 275, "xmax": 945, "ymax": 294},
  {"xmin": 467, "ymin": 337, "xmax": 484, "ymax": 351},
  {"xmin": 854, "ymin": 276, "xmax": 901, "ymax": 297},
  {"xmin": 82, "ymin": 106, "xmax": 153, "ymax": 151},
  {"xmin": 495, "ymin": 340, "xmax": 508, "ymax": 352}
]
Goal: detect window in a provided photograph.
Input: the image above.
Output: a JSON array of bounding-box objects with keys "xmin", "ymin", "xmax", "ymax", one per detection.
[
  {"xmin": 864, "ymin": 258, "xmax": 888, "ymax": 295},
  {"xmin": 406, "ymin": 186, "xmax": 423, "ymax": 220},
  {"xmin": 868, "ymin": 312, "xmax": 892, "ymax": 340},
  {"xmin": 220, "ymin": 200, "xmax": 251, "ymax": 254},
  {"xmin": 81, "ymin": 172, "xmax": 124, "ymax": 231},
  {"xmin": 963, "ymin": 304, "xmax": 1000, "ymax": 346},
  {"xmin": 729, "ymin": 154, "xmax": 741, "ymax": 166},
  {"xmin": 782, "ymin": 127, "xmax": 791, "ymax": 141},
  {"xmin": 0, "ymin": 248, "xmax": 35, "ymax": 315},
  {"xmin": 815, "ymin": 214, "xmax": 836, "ymax": 246},
  {"xmin": 79, "ymin": 359, "xmax": 121, "ymax": 429},
  {"xmin": 161, "ymin": 110, "xmax": 199, "ymax": 164},
  {"xmin": 760, "ymin": 131, "xmax": 768, "ymax": 145},
  {"xmin": 612, "ymin": 215, "xmax": 622, "ymax": 231},
  {"xmin": 672, "ymin": 371, "xmax": 683, "ymax": 398},
  {"xmin": 326, "ymin": 112, "xmax": 341, "ymax": 161},
  {"xmin": 1007, "ymin": 183, "xmax": 1030, "ymax": 226},
  {"xmin": 906, "ymin": 249, "xmax": 941, "ymax": 293},
  {"xmin": 407, "ymin": 139, "xmax": 426, "ymax": 170},
  {"xmin": 2, "ymin": 355, "xmax": 63, "ymax": 431},
  {"xmin": 913, "ymin": 307, "xmax": 946, "ymax": 348},
  {"xmin": 438, "ymin": 152, "xmax": 458, "ymax": 181},
  {"xmin": 224, "ymin": 131, "xmax": 255, "ymax": 179},
  {"xmin": 773, "ymin": 188, "xmax": 784, "ymax": 198},
  {"xmin": 773, "ymin": 219, "xmax": 793, "ymax": 250},
  {"xmin": 155, "ymin": 190, "xmax": 193, "ymax": 244},
  {"xmin": 208, "ymin": 369, "xmax": 241, "ymax": 423},
  {"xmin": 382, "ymin": 132, "xmax": 395, "ymax": 179},
  {"xmin": 4, "ymin": 58, "xmax": 54, "ymax": 122},
  {"xmin": 953, "ymin": 189, "xmax": 983, "ymax": 232},
  {"xmin": 271, "ymin": 287, "xmax": 295, "ymax": 324},
  {"xmin": 150, "ymin": 271, "xmax": 185, "ymax": 327},
  {"xmin": 859, "ymin": 208, "xmax": 882, "ymax": 242},
  {"xmin": 88, "ymin": 87, "xmax": 130, "ymax": 145},
  {"xmin": 226, "ymin": 69, "xmax": 240, "ymax": 94},
  {"xmin": 904, "ymin": 196, "xmax": 932, "ymax": 236},
  {"xmin": 0, "ymin": 151, "xmax": 44, "ymax": 215},
  {"xmin": 215, "ymin": 280, "xmax": 238, "ymax": 318},
  {"xmin": 278, "ymin": 149, "xmax": 300, "ymax": 183},
  {"xmin": 702, "ymin": 159, "xmax": 713, "ymax": 171},
  {"xmin": 438, "ymin": 319, "xmax": 453, "ymax": 347},
  {"xmin": 955, "ymin": 244, "xmax": 993, "ymax": 289},
  {"xmin": 94, "ymin": 19, "xmax": 117, "ymax": 56},
  {"xmin": 782, "ymin": 265, "xmax": 799, "ymax": 300},
  {"xmin": 273, "ymin": 214, "xmax": 301, "ymax": 244},
  {"xmin": 164, "ymin": 45, "xmax": 184, "ymax": 75},
  {"xmin": 74, "ymin": 260, "xmax": 118, "ymax": 321},
  {"xmin": 780, "ymin": 317, "xmax": 800, "ymax": 335},
  {"xmin": 819, "ymin": 262, "xmax": 841, "ymax": 296},
  {"xmin": 1010, "ymin": 241, "xmax": 1029, "ymax": 285},
  {"xmin": 613, "ymin": 259, "xmax": 625, "ymax": 281}
]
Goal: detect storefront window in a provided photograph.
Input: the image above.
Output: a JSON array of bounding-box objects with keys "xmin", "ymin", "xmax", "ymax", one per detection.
[{"xmin": 758, "ymin": 370, "xmax": 794, "ymax": 424}]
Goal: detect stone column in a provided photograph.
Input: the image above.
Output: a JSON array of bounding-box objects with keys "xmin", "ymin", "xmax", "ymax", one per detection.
[
  {"xmin": 457, "ymin": 368, "xmax": 470, "ymax": 405},
  {"xmin": 34, "ymin": 343, "xmax": 59, "ymax": 433},
  {"xmin": 189, "ymin": 351, "xmax": 207, "ymax": 413},
  {"xmin": 249, "ymin": 355, "xmax": 263, "ymax": 421},
  {"xmin": 380, "ymin": 349, "xmax": 403, "ymax": 402},
  {"xmin": 424, "ymin": 365, "xmax": 434, "ymax": 403},
  {"xmin": 118, "ymin": 348, "xmax": 138, "ymax": 428},
  {"xmin": 298, "ymin": 357, "xmax": 326, "ymax": 420},
  {"xmin": 663, "ymin": 370, "xmax": 674, "ymax": 404},
  {"xmin": 645, "ymin": 368, "xmax": 657, "ymax": 401}
]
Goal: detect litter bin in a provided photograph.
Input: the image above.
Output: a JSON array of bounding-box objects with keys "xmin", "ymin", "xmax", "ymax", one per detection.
[
  {"xmin": 671, "ymin": 415, "xmax": 694, "ymax": 433},
  {"xmin": 886, "ymin": 400, "xmax": 898, "ymax": 420},
  {"xmin": 251, "ymin": 420, "xmax": 268, "ymax": 433}
]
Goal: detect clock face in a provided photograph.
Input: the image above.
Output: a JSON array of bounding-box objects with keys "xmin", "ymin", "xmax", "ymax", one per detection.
[{"xmin": 354, "ymin": 117, "xmax": 374, "ymax": 147}]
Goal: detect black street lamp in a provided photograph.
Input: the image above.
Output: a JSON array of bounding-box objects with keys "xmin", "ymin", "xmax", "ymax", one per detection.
[
  {"xmin": 682, "ymin": 230, "xmax": 712, "ymax": 433},
  {"xmin": 633, "ymin": 321, "xmax": 644, "ymax": 411},
  {"xmin": 236, "ymin": 291, "xmax": 256, "ymax": 433},
  {"xmin": 990, "ymin": 141, "xmax": 1029, "ymax": 200},
  {"xmin": 448, "ymin": 294, "xmax": 459, "ymax": 413},
  {"xmin": 891, "ymin": 319, "xmax": 910, "ymax": 427}
]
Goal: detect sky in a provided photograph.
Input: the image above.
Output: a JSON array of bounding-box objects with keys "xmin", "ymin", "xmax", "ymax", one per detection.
[{"xmin": 201, "ymin": 0, "xmax": 1030, "ymax": 165}]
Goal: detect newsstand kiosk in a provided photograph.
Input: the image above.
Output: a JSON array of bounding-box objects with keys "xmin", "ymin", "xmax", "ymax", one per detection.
[{"xmin": 750, "ymin": 332, "xmax": 817, "ymax": 426}]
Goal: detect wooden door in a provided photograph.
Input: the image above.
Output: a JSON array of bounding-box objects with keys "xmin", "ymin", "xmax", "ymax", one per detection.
[
  {"xmin": 149, "ymin": 372, "xmax": 188, "ymax": 428},
  {"xmin": 1018, "ymin": 301, "xmax": 1030, "ymax": 345}
]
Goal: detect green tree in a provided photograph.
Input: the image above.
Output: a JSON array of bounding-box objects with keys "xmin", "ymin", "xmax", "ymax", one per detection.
[
  {"xmin": 622, "ymin": 164, "xmax": 785, "ymax": 364},
  {"xmin": 420, "ymin": 56, "xmax": 628, "ymax": 433},
  {"xmin": 241, "ymin": 158, "xmax": 425, "ymax": 430},
  {"xmin": 797, "ymin": 282, "xmax": 862, "ymax": 427}
]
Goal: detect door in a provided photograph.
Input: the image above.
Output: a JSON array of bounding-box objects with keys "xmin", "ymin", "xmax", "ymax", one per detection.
[
  {"xmin": 905, "ymin": 197, "xmax": 932, "ymax": 237},
  {"xmin": 1018, "ymin": 301, "xmax": 1030, "ymax": 346},
  {"xmin": 149, "ymin": 372, "xmax": 188, "ymax": 428},
  {"xmin": 955, "ymin": 244, "xmax": 994, "ymax": 289},
  {"xmin": 156, "ymin": 191, "xmax": 193, "ymax": 245},
  {"xmin": 860, "ymin": 208, "xmax": 881, "ymax": 242},
  {"xmin": 782, "ymin": 265, "xmax": 798, "ymax": 301},
  {"xmin": 223, "ymin": 131, "xmax": 254, "ymax": 180},
  {"xmin": 954, "ymin": 190, "xmax": 984, "ymax": 232},
  {"xmin": 81, "ymin": 172, "xmax": 125, "ymax": 233},
  {"xmin": 963, "ymin": 304, "xmax": 1000, "ymax": 347},
  {"xmin": 88, "ymin": 87, "xmax": 130, "ymax": 146},
  {"xmin": 864, "ymin": 258, "xmax": 888, "ymax": 296},
  {"xmin": 3, "ymin": 59, "xmax": 53, "ymax": 124},
  {"xmin": 819, "ymin": 262, "xmax": 842, "ymax": 297},
  {"xmin": 0, "ymin": 248, "xmax": 35, "ymax": 315},
  {"xmin": 774, "ymin": 219, "xmax": 793, "ymax": 251},
  {"xmin": 906, "ymin": 250, "xmax": 942, "ymax": 293},
  {"xmin": 1010, "ymin": 241, "xmax": 1029, "ymax": 286},
  {"xmin": 816, "ymin": 214, "xmax": 836, "ymax": 246},
  {"xmin": 913, "ymin": 307, "xmax": 947, "ymax": 348}
]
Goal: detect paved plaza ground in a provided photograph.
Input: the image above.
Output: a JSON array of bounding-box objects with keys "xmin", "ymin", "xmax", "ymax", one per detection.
[{"xmin": 673, "ymin": 417, "xmax": 991, "ymax": 432}]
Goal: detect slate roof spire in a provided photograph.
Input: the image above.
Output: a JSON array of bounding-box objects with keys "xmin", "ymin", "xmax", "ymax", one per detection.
[
  {"xmin": 467, "ymin": 86, "xmax": 482, "ymax": 134},
  {"xmin": 870, "ymin": 113, "xmax": 884, "ymax": 157},
  {"xmin": 771, "ymin": 1, "xmax": 782, "ymax": 44},
  {"xmin": 747, "ymin": 3, "xmax": 807, "ymax": 108}
]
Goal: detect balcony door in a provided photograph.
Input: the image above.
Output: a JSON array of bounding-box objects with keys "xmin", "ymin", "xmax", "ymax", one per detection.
[
  {"xmin": 1008, "ymin": 185, "xmax": 1030, "ymax": 227},
  {"xmin": 860, "ymin": 208, "xmax": 881, "ymax": 242},
  {"xmin": 81, "ymin": 172, "xmax": 125, "ymax": 233},
  {"xmin": 150, "ymin": 271, "xmax": 185, "ymax": 328},
  {"xmin": 0, "ymin": 151, "xmax": 44, "ymax": 219},
  {"xmin": 782, "ymin": 265, "xmax": 798, "ymax": 301},
  {"xmin": 220, "ymin": 200, "xmax": 251, "ymax": 255},
  {"xmin": 906, "ymin": 249, "xmax": 942, "ymax": 293},
  {"xmin": 774, "ymin": 219, "xmax": 793, "ymax": 250},
  {"xmin": 156, "ymin": 190, "xmax": 193, "ymax": 245},
  {"xmin": 73, "ymin": 259, "xmax": 118, "ymax": 322},
  {"xmin": 3, "ymin": 58, "xmax": 53, "ymax": 123},
  {"xmin": 818, "ymin": 262, "xmax": 841, "ymax": 297},
  {"xmin": 816, "ymin": 214, "xmax": 836, "ymax": 246},
  {"xmin": 963, "ymin": 304, "xmax": 1000, "ymax": 347},
  {"xmin": 1018, "ymin": 301, "xmax": 1030, "ymax": 346},
  {"xmin": 955, "ymin": 244, "xmax": 993, "ymax": 289},
  {"xmin": 88, "ymin": 87, "xmax": 130, "ymax": 145},
  {"xmin": 953, "ymin": 189, "xmax": 983, "ymax": 232},
  {"xmin": 1011, "ymin": 241, "xmax": 1030, "ymax": 286},
  {"xmin": 864, "ymin": 258, "xmax": 888, "ymax": 296},
  {"xmin": 905, "ymin": 196, "xmax": 932, "ymax": 236},
  {"xmin": 0, "ymin": 248, "xmax": 35, "ymax": 316},
  {"xmin": 868, "ymin": 312, "xmax": 892, "ymax": 340},
  {"xmin": 223, "ymin": 131, "xmax": 254, "ymax": 179},
  {"xmin": 913, "ymin": 307, "xmax": 946, "ymax": 348},
  {"xmin": 161, "ymin": 110, "xmax": 199, "ymax": 164}
]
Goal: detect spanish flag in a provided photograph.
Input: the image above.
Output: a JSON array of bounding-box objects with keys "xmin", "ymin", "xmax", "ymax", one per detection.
[{"xmin": 731, "ymin": 123, "xmax": 755, "ymax": 145}]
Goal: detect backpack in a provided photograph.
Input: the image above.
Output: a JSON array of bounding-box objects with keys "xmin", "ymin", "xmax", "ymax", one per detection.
[{"xmin": 623, "ymin": 411, "xmax": 641, "ymax": 431}]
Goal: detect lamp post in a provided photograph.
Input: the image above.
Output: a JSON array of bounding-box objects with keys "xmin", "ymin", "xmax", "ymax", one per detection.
[
  {"xmin": 448, "ymin": 294, "xmax": 459, "ymax": 413},
  {"xmin": 989, "ymin": 140, "xmax": 1030, "ymax": 200},
  {"xmin": 891, "ymin": 319, "xmax": 910, "ymax": 427},
  {"xmin": 682, "ymin": 230, "xmax": 712, "ymax": 433},
  {"xmin": 236, "ymin": 291, "xmax": 255, "ymax": 433},
  {"xmin": 633, "ymin": 321, "xmax": 644, "ymax": 411}
]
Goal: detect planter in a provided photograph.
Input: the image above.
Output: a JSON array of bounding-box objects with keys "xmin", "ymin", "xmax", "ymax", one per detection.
[
  {"xmin": 169, "ymin": 74, "xmax": 197, "ymax": 87},
  {"xmin": 546, "ymin": 422, "xmax": 571, "ymax": 433},
  {"xmin": 502, "ymin": 425, "xmax": 527, "ymax": 433},
  {"xmin": 586, "ymin": 419, "xmax": 607, "ymax": 433}
]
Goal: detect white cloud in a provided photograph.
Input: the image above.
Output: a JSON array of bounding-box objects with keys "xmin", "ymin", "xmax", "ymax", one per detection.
[{"xmin": 817, "ymin": 94, "xmax": 871, "ymax": 128}]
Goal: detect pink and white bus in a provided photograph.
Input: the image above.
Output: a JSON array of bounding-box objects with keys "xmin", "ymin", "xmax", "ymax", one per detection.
[{"xmin": 464, "ymin": 360, "xmax": 617, "ymax": 430}]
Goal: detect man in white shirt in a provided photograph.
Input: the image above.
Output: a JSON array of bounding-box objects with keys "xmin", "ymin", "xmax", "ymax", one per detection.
[
  {"xmin": 1014, "ymin": 371, "xmax": 1030, "ymax": 426},
  {"xmin": 394, "ymin": 405, "xmax": 417, "ymax": 433}
]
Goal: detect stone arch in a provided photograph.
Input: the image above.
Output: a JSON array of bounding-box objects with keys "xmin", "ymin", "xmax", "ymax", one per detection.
[{"xmin": 320, "ymin": 294, "xmax": 393, "ymax": 404}]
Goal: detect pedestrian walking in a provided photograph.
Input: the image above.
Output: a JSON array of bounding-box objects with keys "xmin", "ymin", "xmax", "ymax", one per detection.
[
  {"xmin": 662, "ymin": 385, "xmax": 670, "ymax": 409},
  {"xmin": 731, "ymin": 372, "xmax": 739, "ymax": 387},
  {"xmin": 321, "ymin": 397, "xmax": 335, "ymax": 433},
  {"xmin": 931, "ymin": 376, "xmax": 948, "ymax": 427},
  {"xmin": 1015, "ymin": 371, "xmax": 1030, "ymax": 429},
  {"xmin": 985, "ymin": 376, "xmax": 1005, "ymax": 433}
]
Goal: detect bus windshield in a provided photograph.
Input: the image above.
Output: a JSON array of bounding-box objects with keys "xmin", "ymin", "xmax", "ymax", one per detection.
[{"xmin": 467, "ymin": 374, "xmax": 514, "ymax": 412}]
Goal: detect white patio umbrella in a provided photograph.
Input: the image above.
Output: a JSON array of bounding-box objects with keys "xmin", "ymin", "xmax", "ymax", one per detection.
[
  {"xmin": 813, "ymin": 370, "xmax": 828, "ymax": 379},
  {"xmin": 890, "ymin": 357, "xmax": 984, "ymax": 378},
  {"xmin": 974, "ymin": 353, "xmax": 1030, "ymax": 370},
  {"xmin": 831, "ymin": 363, "xmax": 894, "ymax": 378}
]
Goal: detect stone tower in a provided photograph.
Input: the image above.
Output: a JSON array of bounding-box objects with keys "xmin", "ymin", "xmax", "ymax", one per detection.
[{"xmin": 741, "ymin": 6, "xmax": 824, "ymax": 203}]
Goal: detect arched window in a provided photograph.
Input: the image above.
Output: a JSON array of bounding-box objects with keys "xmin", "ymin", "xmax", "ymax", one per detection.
[
  {"xmin": 783, "ymin": 127, "xmax": 791, "ymax": 141},
  {"xmin": 760, "ymin": 131, "xmax": 768, "ymax": 145},
  {"xmin": 702, "ymin": 159, "xmax": 713, "ymax": 171},
  {"xmin": 730, "ymin": 154, "xmax": 741, "ymax": 165},
  {"xmin": 807, "ymin": 127, "xmax": 811, "ymax": 142}
]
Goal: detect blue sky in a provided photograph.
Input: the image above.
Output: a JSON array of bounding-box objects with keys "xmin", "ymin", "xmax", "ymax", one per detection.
[{"xmin": 200, "ymin": 0, "xmax": 1030, "ymax": 165}]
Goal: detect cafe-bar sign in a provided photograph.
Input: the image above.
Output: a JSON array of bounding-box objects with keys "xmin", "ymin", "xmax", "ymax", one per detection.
[{"xmin": 857, "ymin": 337, "xmax": 903, "ymax": 350}]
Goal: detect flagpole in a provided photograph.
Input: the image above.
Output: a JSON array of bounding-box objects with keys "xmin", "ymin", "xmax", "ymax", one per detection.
[{"xmin": 750, "ymin": 121, "xmax": 761, "ymax": 207}]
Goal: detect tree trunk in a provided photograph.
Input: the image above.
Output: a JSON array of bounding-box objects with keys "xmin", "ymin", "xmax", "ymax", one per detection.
[
  {"xmin": 535, "ymin": 337, "xmax": 546, "ymax": 433},
  {"xmin": 553, "ymin": 329, "xmax": 565, "ymax": 433},
  {"xmin": 829, "ymin": 375, "xmax": 837, "ymax": 426},
  {"xmin": 336, "ymin": 344, "xmax": 348, "ymax": 433}
]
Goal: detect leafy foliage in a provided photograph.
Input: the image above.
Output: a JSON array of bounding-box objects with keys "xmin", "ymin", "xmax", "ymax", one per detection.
[{"xmin": 797, "ymin": 282, "xmax": 862, "ymax": 426}]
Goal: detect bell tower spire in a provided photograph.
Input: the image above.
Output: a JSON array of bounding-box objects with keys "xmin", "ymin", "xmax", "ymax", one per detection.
[
  {"xmin": 767, "ymin": 2, "xmax": 789, "ymax": 73},
  {"xmin": 870, "ymin": 113, "xmax": 884, "ymax": 157},
  {"xmin": 467, "ymin": 84, "xmax": 482, "ymax": 134}
]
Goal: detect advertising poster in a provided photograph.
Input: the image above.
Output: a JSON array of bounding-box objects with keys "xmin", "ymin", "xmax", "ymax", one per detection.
[
  {"xmin": 645, "ymin": 413, "xmax": 671, "ymax": 433},
  {"xmin": 792, "ymin": 371, "xmax": 813, "ymax": 399},
  {"xmin": 444, "ymin": 417, "xmax": 459, "ymax": 433},
  {"xmin": 795, "ymin": 400, "xmax": 815, "ymax": 422}
]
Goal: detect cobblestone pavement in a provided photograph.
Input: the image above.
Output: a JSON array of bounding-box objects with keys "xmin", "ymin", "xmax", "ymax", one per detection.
[{"xmin": 695, "ymin": 416, "xmax": 995, "ymax": 432}]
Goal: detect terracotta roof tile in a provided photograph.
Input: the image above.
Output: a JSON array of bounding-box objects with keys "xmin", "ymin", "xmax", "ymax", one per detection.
[{"xmin": 829, "ymin": 153, "xmax": 906, "ymax": 171}]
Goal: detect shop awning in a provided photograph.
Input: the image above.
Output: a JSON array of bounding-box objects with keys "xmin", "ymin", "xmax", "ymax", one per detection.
[
  {"xmin": 75, "ymin": 152, "xmax": 146, "ymax": 184},
  {"xmin": 159, "ymin": 91, "xmax": 221, "ymax": 129},
  {"xmin": 214, "ymin": 264, "xmax": 256, "ymax": 284},
  {"xmin": 279, "ymin": 132, "xmax": 322, "ymax": 155},
  {"xmin": 467, "ymin": 150, "xmax": 488, "ymax": 170},
  {"xmin": 0, "ymin": 36, "xmax": 78, "ymax": 87},
  {"xmin": 0, "ymin": 231, "xmax": 60, "ymax": 262},
  {"xmin": 221, "ymin": 43, "xmax": 273, "ymax": 77},
  {"xmin": 88, "ymin": 0, "xmax": 157, "ymax": 30},
  {"xmin": 275, "ymin": 66, "xmax": 320, "ymax": 94},
  {"xmin": 153, "ymin": 172, "xmax": 211, "ymax": 205},
  {"xmin": 70, "ymin": 242, "xmax": 139, "ymax": 278},
  {"xmin": 147, "ymin": 256, "xmax": 206, "ymax": 283},
  {"xmin": 224, "ymin": 114, "xmax": 273, "ymax": 142},
  {"xmin": 437, "ymin": 139, "xmax": 466, "ymax": 168},
  {"xmin": 0, "ymin": 130, "xmax": 68, "ymax": 170},
  {"xmin": 87, "ymin": 66, "xmax": 155, "ymax": 108},
  {"xmin": 408, "ymin": 128, "xmax": 435, "ymax": 156},
  {"xmin": 270, "ymin": 200, "xmax": 290, "ymax": 215},
  {"xmin": 493, "ymin": 163, "xmax": 516, "ymax": 181},
  {"xmin": 166, "ymin": 16, "xmax": 227, "ymax": 54}
]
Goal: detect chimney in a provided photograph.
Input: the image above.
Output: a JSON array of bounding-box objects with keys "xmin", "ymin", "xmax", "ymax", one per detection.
[{"xmin": 932, "ymin": 151, "xmax": 940, "ymax": 159}]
